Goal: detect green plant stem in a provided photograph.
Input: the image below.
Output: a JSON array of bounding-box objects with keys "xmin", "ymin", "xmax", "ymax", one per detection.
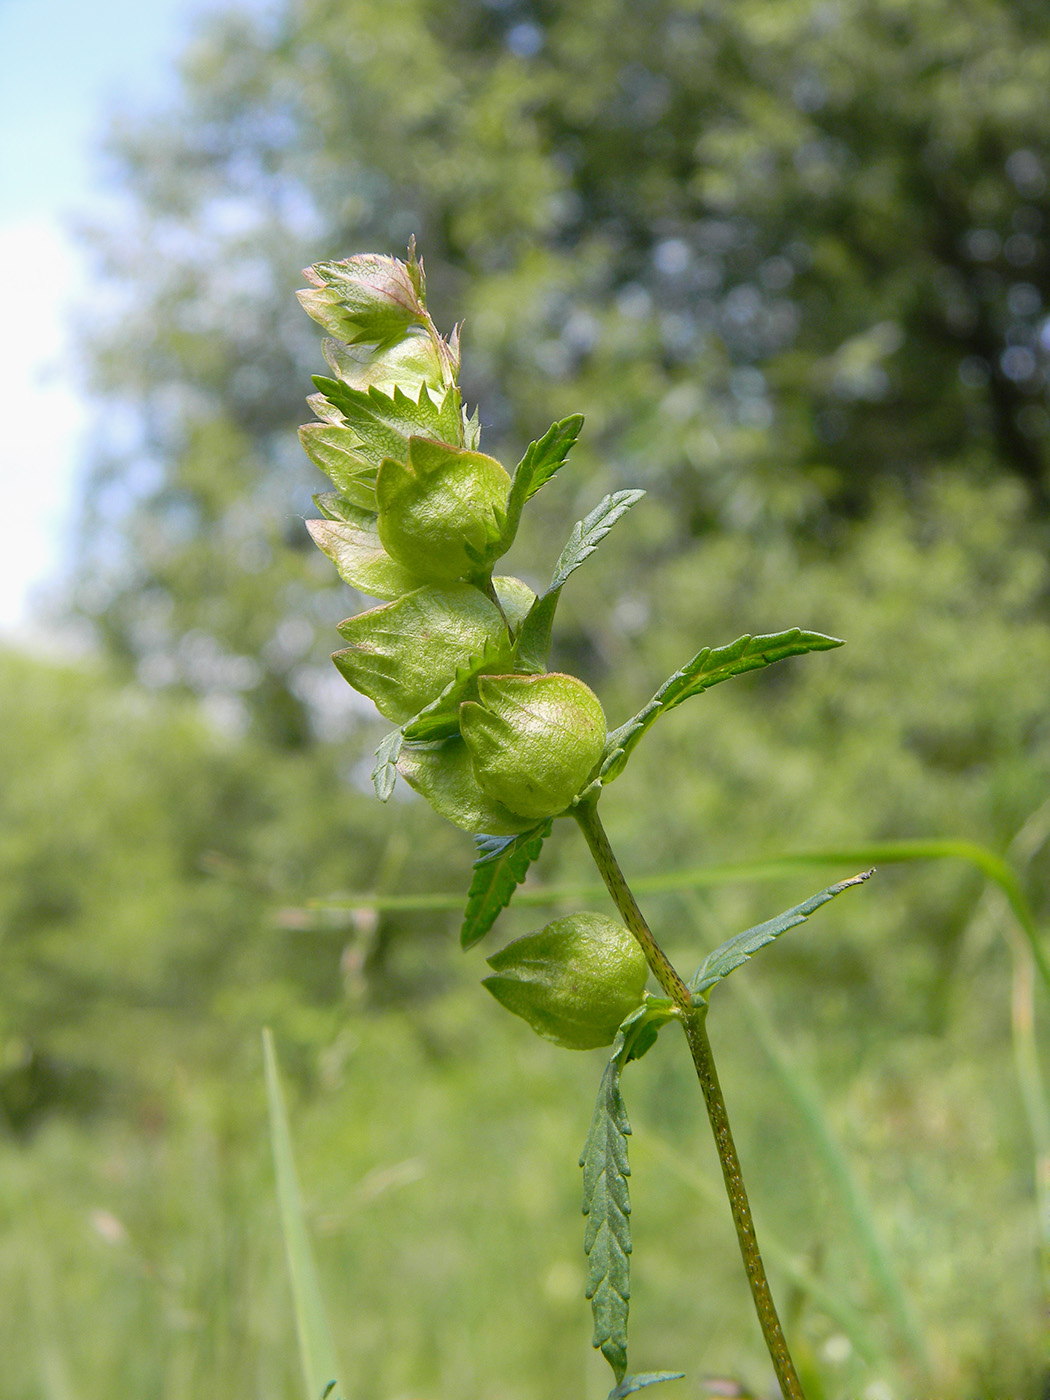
[
  {"xmin": 573, "ymin": 800, "xmax": 690, "ymax": 1006},
  {"xmin": 680, "ymin": 892, "xmax": 930, "ymax": 1374},
  {"xmin": 572, "ymin": 800, "xmax": 805, "ymax": 1400},
  {"xmin": 681, "ymin": 1007, "xmax": 806, "ymax": 1400}
]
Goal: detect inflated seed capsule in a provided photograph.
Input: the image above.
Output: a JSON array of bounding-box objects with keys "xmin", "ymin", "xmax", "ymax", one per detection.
[
  {"xmin": 483, "ymin": 913, "xmax": 648, "ymax": 1050},
  {"xmin": 322, "ymin": 331, "xmax": 446, "ymax": 399},
  {"xmin": 460, "ymin": 673, "xmax": 606, "ymax": 820},
  {"xmin": 376, "ymin": 437, "xmax": 510, "ymax": 583},
  {"xmin": 396, "ymin": 736, "xmax": 536, "ymax": 836}
]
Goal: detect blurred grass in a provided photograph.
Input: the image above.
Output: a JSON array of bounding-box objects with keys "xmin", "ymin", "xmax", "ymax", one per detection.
[
  {"xmin": 2, "ymin": 475, "xmax": 1050, "ymax": 1398},
  {"xmin": 264, "ymin": 1028, "xmax": 342, "ymax": 1400},
  {"xmin": 0, "ymin": 915, "xmax": 1044, "ymax": 1398}
]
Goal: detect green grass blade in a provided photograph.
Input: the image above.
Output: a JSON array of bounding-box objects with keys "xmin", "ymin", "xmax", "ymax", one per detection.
[
  {"xmin": 679, "ymin": 889, "xmax": 930, "ymax": 1371},
  {"xmin": 306, "ymin": 837, "xmax": 1050, "ymax": 997},
  {"xmin": 263, "ymin": 1028, "xmax": 343, "ymax": 1400},
  {"xmin": 636, "ymin": 1132, "xmax": 886, "ymax": 1369}
]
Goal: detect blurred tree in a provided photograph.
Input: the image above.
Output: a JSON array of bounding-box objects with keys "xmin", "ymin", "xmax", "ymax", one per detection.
[
  {"xmin": 0, "ymin": 648, "xmax": 472, "ymax": 1127},
  {"xmin": 74, "ymin": 0, "xmax": 1050, "ymax": 736}
]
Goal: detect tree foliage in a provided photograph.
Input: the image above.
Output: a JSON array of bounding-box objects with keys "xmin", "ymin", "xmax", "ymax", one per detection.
[{"xmin": 75, "ymin": 0, "xmax": 1050, "ymax": 738}]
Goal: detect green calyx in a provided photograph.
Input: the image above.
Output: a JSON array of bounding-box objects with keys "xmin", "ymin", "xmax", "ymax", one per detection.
[
  {"xmin": 483, "ymin": 913, "xmax": 649, "ymax": 1050},
  {"xmin": 333, "ymin": 583, "xmax": 517, "ymax": 724},
  {"xmin": 306, "ymin": 511, "xmax": 429, "ymax": 601},
  {"xmin": 461, "ymin": 673, "xmax": 607, "ymax": 820},
  {"xmin": 377, "ymin": 438, "xmax": 511, "ymax": 583},
  {"xmin": 397, "ymin": 737, "xmax": 536, "ymax": 836}
]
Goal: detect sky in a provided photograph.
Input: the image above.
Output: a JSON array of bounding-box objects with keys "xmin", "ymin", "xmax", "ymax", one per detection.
[{"xmin": 0, "ymin": 0, "xmax": 231, "ymax": 640}]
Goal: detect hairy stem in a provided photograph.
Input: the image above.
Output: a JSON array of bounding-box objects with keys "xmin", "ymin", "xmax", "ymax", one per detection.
[
  {"xmin": 573, "ymin": 800, "xmax": 691, "ymax": 1006},
  {"xmin": 573, "ymin": 799, "xmax": 806, "ymax": 1400},
  {"xmin": 681, "ymin": 1008, "xmax": 806, "ymax": 1400}
]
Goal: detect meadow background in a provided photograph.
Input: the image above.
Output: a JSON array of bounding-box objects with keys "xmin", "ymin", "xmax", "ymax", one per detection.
[{"xmin": 3, "ymin": 1, "xmax": 1050, "ymax": 1397}]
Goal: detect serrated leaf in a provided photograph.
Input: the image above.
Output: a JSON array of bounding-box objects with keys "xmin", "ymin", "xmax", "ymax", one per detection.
[
  {"xmin": 518, "ymin": 414, "xmax": 584, "ymax": 501},
  {"xmin": 688, "ymin": 871, "xmax": 873, "ymax": 999},
  {"xmin": 372, "ymin": 729, "xmax": 403, "ymax": 801},
  {"xmin": 311, "ymin": 377, "xmax": 460, "ymax": 467},
  {"xmin": 513, "ymin": 490, "xmax": 645, "ymax": 673},
  {"xmin": 495, "ymin": 415, "xmax": 584, "ymax": 554},
  {"xmin": 460, "ymin": 821, "xmax": 552, "ymax": 950},
  {"xmin": 551, "ymin": 490, "xmax": 645, "ymax": 592},
  {"xmin": 310, "ymin": 378, "xmax": 410, "ymax": 466},
  {"xmin": 581, "ymin": 1033, "xmax": 634, "ymax": 1383},
  {"xmin": 608, "ymin": 1373, "xmax": 686, "ymax": 1399},
  {"xmin": 602, "ymin": 630, "xmax": 844, "ymax": 784}
]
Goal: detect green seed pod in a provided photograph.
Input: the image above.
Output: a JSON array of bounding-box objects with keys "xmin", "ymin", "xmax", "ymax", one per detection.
[
  {"xmin": 460, "ymin": 673, "xmax": 606, "ymax": 820},
  {"xmin": 483, "ymin": 913, "xmax": 648, "ymax": 1050},
  {"xmin": 376, "ymin": 437, "xmax": 510, "ymax": 583},
  {"xmin": 397, "ymin": 737, "xmax": 535, "ymax": 836},
  {"xmin": 333, "ymin": 584, "xmax": 512, "ymax": 723}
]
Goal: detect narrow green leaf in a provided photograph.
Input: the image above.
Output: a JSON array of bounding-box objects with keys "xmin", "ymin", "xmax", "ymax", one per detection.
[
  {"xmin": 517, "ymin": 414, "xmax": 584, "ymax": 501},
  {"xmin": 372, "ymin": 729, "xmax": 403, "ymax": 801},
  {"xmin": 551, "ymin": 490, "xmax": 645, "ymax": 592},
  {"xmin": 263, "ymin": 1030, "xmax": 342, "ymax": 1400},
  {"xmin": 496, "ymin": 415, "xmax": 584, "ymax": 553},
  {"xmin": 609, "ymin": 1373, "xmax": 686, "ymax": 1399},
  {"xmin": 602, "ymin": 629, "xmax": 844, "ymax": 784},
  {"xmin": 513, "ymin": 490, "xmax": 645, "ymax": 673},
  {"xmin": 513, "ymin": 589, "xmax": 560, "ymax": 674},
  {"xmin": 581, "ymin": 1027, "xmax": 636, "ymax": 1383},
  {"xmin": 688, "ymin": 871, "xmax": 873, "ymax": 998},
  {"xmin": 460, "ymin": 821, "xmax": 552, "ymax": 950}
]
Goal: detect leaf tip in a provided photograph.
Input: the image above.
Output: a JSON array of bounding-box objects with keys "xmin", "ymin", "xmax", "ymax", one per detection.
[{"xmin": 835, "ymin": 868, "xmax": 875, "ymax": 891}]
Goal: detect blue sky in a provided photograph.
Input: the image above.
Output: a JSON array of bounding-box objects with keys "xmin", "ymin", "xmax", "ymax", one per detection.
[{"xmin": 0, "ymin": 0, "xmax": 236, "ymax": 637}]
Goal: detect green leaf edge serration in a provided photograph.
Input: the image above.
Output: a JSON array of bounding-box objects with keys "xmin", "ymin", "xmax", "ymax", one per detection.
[
  {"xmin": 602, "ymin": 628, "xmax": 844, "ymax": 785},
  {"xmin": 581, "ymin": 1026, "xmax": 636, "ymax": 1384},
  {"xmin": 689, "ymin": 870, "xmax": 873, "ymax": 998},
  {"xmin": 460, "ymin": 821, "xmax": 553, "ymax": 949}
]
